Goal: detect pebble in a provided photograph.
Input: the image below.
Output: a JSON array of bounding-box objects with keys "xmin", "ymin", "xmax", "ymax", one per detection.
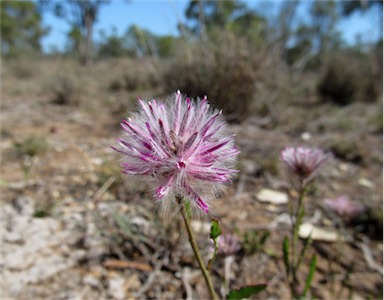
[
  {"xmin": 299, "ymin": 223, "xmax": 340, "ymax": 242},
  {"xmin": 83, "ymin": 274, "xmax": 100, "ymax": 288},
  {"xmin": 3, "ymin": 231, "xmax": 23, "ymax": 244},
  {"xmin": 108, "ymin": 276, "xmax": 126, "ymax": 299},
  {"xmin": 358, "ymin": 178, "xmax": 374, "ymax": 188},
  {"xmin": 256, "ymin": 188, "xmax": 288, "ymax": 204},
  {"xmin": 301, "ymin": 132, "xmax": 311, "ymax": 140}
]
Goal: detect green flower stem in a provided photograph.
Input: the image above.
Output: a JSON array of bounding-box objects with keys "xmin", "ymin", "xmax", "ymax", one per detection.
[
  {"xmin": 177, "ymin": 197, "xmax": 219, "ymax": 300},
  {"xmin": 291, "ymin": 180, "xmax": 306, "ymax": 298},
  {"xmin": 207, "ymin": 238, "xmax": 219, "ymax": 272}
]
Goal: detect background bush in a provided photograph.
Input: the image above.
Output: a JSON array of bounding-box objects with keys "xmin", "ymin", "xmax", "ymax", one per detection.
[
  {"xmin": 163, "ymin": 35, "xmax": 260, "ymax": 123},
  {"xmin": 317, "ymin": 51, "xmax": 379, "ymax": 105}
]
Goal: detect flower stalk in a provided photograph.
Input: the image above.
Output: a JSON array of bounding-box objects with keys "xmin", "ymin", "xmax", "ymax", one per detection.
[
  {"xmin": 177, "ymin": 196, "xmax": 218, "ymax": 300},
  {"xmin": 290, "ymin": 180, "xmax": 307, "ymax": 298},
  {"xmin": 281, "ymin": 146, "xmax": 331, "ymax": 299}
]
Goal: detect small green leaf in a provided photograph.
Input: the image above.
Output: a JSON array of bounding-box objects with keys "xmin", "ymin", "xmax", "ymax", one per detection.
[
  {"xmin": 303, "ymin": 254, "xmax": 317, "ymax": 297},
  {"xmin": 185, "ymin": 200, "xmax": 192, "ymax": 219},
  {"xmin": 227, "ymin": 284, "xmax": 268, "ymax": 299},
  {"xmin": 283, "ymin": 236, "xmax": 290, "ymax": 276},
  {"xmin": 112, "ymin": 212, "xmax": 133, "ymax": 237},
  {"xmin": 297, "ymin": 233, "xmax": 312, "ymax": 271},
  {"xmin": 210, "ymin": 219, "xmax": 222, "ymax": 240},
  {"xmin": 207, "ymin": 238, "xmax": 218, "ymax": 271},
  {"xmin": 259, "ymin": 231, "xmax": 270, "ymax": 246}
]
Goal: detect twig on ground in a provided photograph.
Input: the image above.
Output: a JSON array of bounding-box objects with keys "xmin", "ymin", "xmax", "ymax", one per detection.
[
  {"xmin": 92, "ymin": 175, "xmax": 115, "ymax": 202},
  {"xmin": 182, "ymin": 267, "xmax": 195, "ymax": 300},
  {"xmin": 134, "ymin": 261, "xmax": 163, "ymax": 298},
  {"xmin": 221, "ymin": 255, "xmax": 235, "ymax": 298},
  {"xmin": 359, "ymin": 237, "xmax": 383, "ymax": 275}
]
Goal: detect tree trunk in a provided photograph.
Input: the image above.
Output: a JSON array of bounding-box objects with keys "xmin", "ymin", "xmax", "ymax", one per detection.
[{"xmin": 83, "ymin": 13, "xmax": 93, "ymax": 66}]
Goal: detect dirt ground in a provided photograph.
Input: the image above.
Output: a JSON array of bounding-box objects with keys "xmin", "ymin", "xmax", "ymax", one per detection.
[{"xmin": 1, "ymin": 58, "xmax": 382, "ymax": 299}]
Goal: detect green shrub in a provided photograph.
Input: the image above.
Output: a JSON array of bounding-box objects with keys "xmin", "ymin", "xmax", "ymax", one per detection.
[
  {"xmin": 317, "ymin": 53, "xmax": 378, "ymax": 105},
  {"xmin": 326, "ymin": 135, "xmax": 367, "ymax": 164},
  {"xmin": 8, "ymin": 58, "xmax": 36, "ymax": 79},
  {"xmin": 109, "ymin": 66, "xmax": 161, "ymax": 92},
  {"xmin": 242, "ymin": 230, "xmax": 270, "ymax": 254},
  {"xmin": 13, "ymin": 136, "xmax": 48, "ymax": 157},
  {"xmin": 49, "ymin": 74, "xmax": 81, "ymax": 105},
  {"xmin": 163, "ymin": 36, "xmax": 258, "ymax": 123}
]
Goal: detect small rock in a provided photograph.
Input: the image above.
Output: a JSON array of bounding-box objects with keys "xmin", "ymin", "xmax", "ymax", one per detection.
[
  {"xmin": 191, "ymin": 220, "xmax": 211, "ymax": 234},
  {"xmin": 3, "ymin": 231, "xmax": 23, "ymax": 244},
  {"xmin": 108, "ymin": 276, "xmax": 126, "ymax": 299},
  {"xmin": 5, "ymin": 250, "xmax": 34, "ymax": 270},
  {"xmin": 83, "ymin": 274, "xmax": 100, "ymax": 288},
  {"xmin": 241, "ymin": 159, "xmax": 259, "ymax": 175},
  {"xmin": 301, "ymin": 132, "xmax": 311, "ymax": 140},
  {"xmin": 91, "ymin": 157, "xmax": 103, "ymax": 166},
  {"xmin": 299, "ymin": 223, "xmax": 339, "ymax": 242},
  {"xmin": 358, "ymin": 178, "xmax": 374, "ymax": 188},
  {"xmin": 349, "ymin": 272, "xmax": 381, "ymax": 293},
  {"xmin": 126, "ymin": 273, "xmax": 141, "ymax": 291},
  {"xmin": 12, "ymin": 196, "xmax": 35, "ymax": 216},
  {"xmin": 256, "ymin": 189, "xmax": 288, "ymax": 205}
]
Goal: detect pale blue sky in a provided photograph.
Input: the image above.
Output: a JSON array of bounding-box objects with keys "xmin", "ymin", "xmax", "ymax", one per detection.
[{"xmin": 41, "ymin": 0, "xmax": 381, "ymax": 53}]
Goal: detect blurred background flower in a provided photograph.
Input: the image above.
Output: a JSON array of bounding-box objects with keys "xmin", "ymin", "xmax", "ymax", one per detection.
[{"xmin": 325, "ymin": 195, "xmax": 366, "ymax": 219}]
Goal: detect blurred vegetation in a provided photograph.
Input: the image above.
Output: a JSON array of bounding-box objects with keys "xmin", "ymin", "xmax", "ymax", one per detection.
[
  {"xmin": 1, "ymin": 1, "xmax": 49, "ymax": 57},
  {"xmin": 13, "ymin": 136, "xmax": 48, "ymax": 158},
  {"xmin": 242, "ymin": 230, "xmax": 270, "ymax": 255},
  {"xmin": 1, "ymin": 0, "xmax": 382, "ymax": 122}
]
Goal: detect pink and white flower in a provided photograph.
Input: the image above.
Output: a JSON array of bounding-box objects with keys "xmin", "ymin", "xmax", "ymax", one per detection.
[
  {"xmin": 217, "ymin": 234, "xmax": 241, "ymax": 256},
  {"xmin": 113, "ymin": 91, "xmax": 239, "ymax": 214},
  {"xmin": 325, "ymin": 195, "xmax": 365, "ymax": 219},
  {"xmin": 280, "ymin": 146, "xmax": 331, "ymax": 178}
]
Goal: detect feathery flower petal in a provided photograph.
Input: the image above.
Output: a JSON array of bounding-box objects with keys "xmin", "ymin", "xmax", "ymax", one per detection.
[
  {"xmin": 113, "ymin": 91, "xmax": 239, "ymax": 214},
  {"xmin": 280, "ymin": 146, "xmax": 331, "ymax": 178}
]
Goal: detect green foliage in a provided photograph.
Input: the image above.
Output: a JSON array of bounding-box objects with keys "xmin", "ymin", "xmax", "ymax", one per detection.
[
  {"xmin": 283, "ymin": 236, "xmax": 290, "ymax": 276},
  {"xmin": 97, "ymin": 28, "xmax": 131, "ymax": 58},
  {"xmin": 309, "ymin": 0, "xmax": 341, "ymax": 54},
  {"xmin": 185, "ymin": 200, "xmax": 192, "ymax": 219},
  {"xmin": 297, "ymin": 234, "xmax": 313, "ymax": 272},
  {"xmin": 227, "ymin": 284, "xmax": 268, "ymax": 299},
  {"xmin": 341, "ymin": 0, "xmax": 383, "ymax": 16},
  {"xmin": 52, "ymin": 0, "xmax": 110, "ymax": 64},
  {"xmin": 242, "ymin": 230, "xmax": 270, "ymax": 254},
  {"xmin": 1, "ymin": 0, "xmax": 49, "ymax": 56},
  {"xmin": 13, "ymin": 136, "xmax": 48, "ymax": 158},
  {"xmin": 156, "ymin": 35, "xmax": 176, "ymax": 58},
  {"xmin": 125, "ymin": 25, "xmax": 158, "ymax": 58},
  {"xmin": 97, "ymin": 26, "xmax": 178, "ymax": 59},
  {"xmin": 210, "ymin": 219, "xmax": 222, "ymax": 240},
  {"xmin": 66, "ymin": 26, "xmax": 82, "ymax": 55},
  {"xmin": 184, "ymin": 0, "xmax": 266, "ymax": 44},
  {"xmin": 302, "ymin": 255, "xmax": 317, "ymax": 297},
  {"xmin": 34, "ymin": 209, "xmax": 49, "ymax": 218},
  {"xmin": 207, "ymin": 219, "xmax": 222, "ymax": 270}
]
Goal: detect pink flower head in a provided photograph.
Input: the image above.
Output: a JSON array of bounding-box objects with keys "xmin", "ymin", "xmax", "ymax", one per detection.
[
  {"xmin": 280, "ymin": 146, "xmax": 331, "ymax": 178},
  {"xmin": 217, "ymin": 234, "xmax": 241, "ymax": 256},
  {"xmin": 325, "ymin": 195, "xmax": 365, "ymax": 219},
  {"xmin": 113, "ymin": 91, "xmax": 239, "ymax": 214}
]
